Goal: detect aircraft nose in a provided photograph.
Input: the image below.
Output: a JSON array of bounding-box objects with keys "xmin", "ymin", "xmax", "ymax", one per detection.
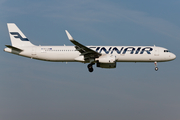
[{"xmin": 171, "ymin": 53, "xmax": 176, "ymax": 60}]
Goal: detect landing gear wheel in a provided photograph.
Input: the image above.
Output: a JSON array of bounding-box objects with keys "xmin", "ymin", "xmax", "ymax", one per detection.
[
  {"xmin": 87, "ymin": 64, "xmax": 94, "ymax": 72},
  {"xmin": 89, "ymin": 68, "xmax": 93, "ymax": 72},
  {"xmin": 155, "ymin": 67, "xmax": 158, "ymax": 71},
  {"xmin": 154, "ymin": 61, "xmax": 158, "ymax": 71}
]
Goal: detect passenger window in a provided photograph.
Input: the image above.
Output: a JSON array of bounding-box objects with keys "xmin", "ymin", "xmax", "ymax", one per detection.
[{"xmin": 164, "ymin": 50, "xmax": 169, "ymax": 52}]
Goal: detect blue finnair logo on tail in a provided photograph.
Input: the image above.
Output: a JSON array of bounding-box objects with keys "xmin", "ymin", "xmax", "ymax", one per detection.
[{"xmin": 10, "ymin": 32, "xmax": 29, "ymax": 41}]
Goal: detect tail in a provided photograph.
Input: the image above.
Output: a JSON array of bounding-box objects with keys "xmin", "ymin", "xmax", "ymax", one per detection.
[{"xmin": 7, "ymin": 23, "xmax": 35, "ymax": 47}]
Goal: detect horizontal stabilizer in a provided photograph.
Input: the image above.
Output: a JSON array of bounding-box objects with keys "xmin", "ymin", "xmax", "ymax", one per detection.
[{"xmin": 5, "ymin": 45, "xmax": 23, "ymax": 52}]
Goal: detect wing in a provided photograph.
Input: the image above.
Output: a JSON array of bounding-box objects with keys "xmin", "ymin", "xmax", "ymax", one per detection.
[{"xmin": 65, "ymin": 30, "xmax": 101, "ymax": 60}]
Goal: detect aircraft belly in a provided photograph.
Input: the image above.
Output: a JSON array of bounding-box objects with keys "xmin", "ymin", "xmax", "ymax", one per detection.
[
  {"xmin": 116, "ymin": 54, "xmax": 169, "ymax": 62},
  {"xmin": 116, "ymin": 54, "xmax": 154, "ymax": 62},
  {"xmin": 56, "ymin": 53, "xmax": 78, "ymax": 61},
  {"xmin": 37, "ymin": 52, "xmax": 78, "ymax": 62}
]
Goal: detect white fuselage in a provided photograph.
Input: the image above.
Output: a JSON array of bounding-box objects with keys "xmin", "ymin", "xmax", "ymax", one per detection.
[{"xmin": 4, "ymin": 45, "xmax": 176, "ymax": 62}]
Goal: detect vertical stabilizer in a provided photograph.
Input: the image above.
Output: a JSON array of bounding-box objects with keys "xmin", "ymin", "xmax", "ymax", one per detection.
[{"xmin": 7, "ymin": 23, "xmax": 35, "ymax": 47}]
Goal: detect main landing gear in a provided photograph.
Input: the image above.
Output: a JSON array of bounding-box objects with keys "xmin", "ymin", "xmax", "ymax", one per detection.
[
  {"xmin": 87, "ymin": 63, "xmax": 94, "ymax": 72},
  {"xmin": 154, "ymin": 61, "xmax": 158, "ymax": 71}
]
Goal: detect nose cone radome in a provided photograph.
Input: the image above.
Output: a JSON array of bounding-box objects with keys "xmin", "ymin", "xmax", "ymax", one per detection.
[{"xmin": 171, "ymin": 53, "xmax": 176, "ymax": 60}]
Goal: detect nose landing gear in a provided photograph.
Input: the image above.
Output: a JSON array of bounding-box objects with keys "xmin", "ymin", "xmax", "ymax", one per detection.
[
  {"xmin": 87, "ymin": 63, "xmax": 94, "ymax": 72},
  {"xmin": 154, "ymin": 61, "xmax": 158, "ymax": 71}
]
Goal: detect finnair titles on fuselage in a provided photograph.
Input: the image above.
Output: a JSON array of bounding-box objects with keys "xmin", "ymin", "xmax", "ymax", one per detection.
[{"xmin": 4, "ymin": 23, "xmax": 176, "ymax": 72}]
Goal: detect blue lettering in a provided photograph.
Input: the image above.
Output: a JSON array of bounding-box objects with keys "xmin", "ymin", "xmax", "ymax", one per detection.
[
  {"xmin": 99, "ymin": 47, "xmax": 112, "ymax": 54},
  {"xmin": 140, "ymin": 47, "xmax": 153, "ymax": 54},
  {"xmin": 95, "ymin": 46, "xmax": 153, "ymax": 55},
  {"xmin": 135, "ymin": 47, "xmax": 141, "ymax": 54},
  {"xmin": 96, "ymin": 47, "xmax": 100, "ymax": 52},
  {"xmin": 122, "ymin": 47, "xmax": 135, "ymax": 54},
  {"xmin": 111, "ymin": 47, "xmax": 124, "ymax": 54}
]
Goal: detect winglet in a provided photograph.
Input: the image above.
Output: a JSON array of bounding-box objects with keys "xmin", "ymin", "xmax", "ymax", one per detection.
[{"xmin": 65, "ymin": 30, "xmax": 74, "ymax": 41}]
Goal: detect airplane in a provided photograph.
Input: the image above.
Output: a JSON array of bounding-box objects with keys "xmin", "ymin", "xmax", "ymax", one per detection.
[{"xmin": 4, "ymin": 23, "xmax": 176, "ymax": 72}]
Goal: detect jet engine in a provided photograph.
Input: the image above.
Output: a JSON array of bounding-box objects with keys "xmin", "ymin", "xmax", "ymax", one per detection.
[{"xmin": 96, "ymin": 54, "xmax": 116, "ymax": 68}]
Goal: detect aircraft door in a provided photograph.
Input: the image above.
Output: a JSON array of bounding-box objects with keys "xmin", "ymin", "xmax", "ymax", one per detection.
[
  {"xmin": 32, "ymin": 47, "xmax": 37, "ymax": 58},
  {"xmin": 154, "ymin": 47, "xmax": 159, "ymax": 56}
]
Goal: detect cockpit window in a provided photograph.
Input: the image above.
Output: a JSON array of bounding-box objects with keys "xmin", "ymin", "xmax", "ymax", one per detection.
[{"xmin": 164, "ymin": 50, "xmax": 169, "ymax": 52}]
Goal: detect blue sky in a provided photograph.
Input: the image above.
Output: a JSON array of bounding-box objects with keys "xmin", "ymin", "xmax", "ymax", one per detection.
[{"xmin": 0, "ymin": 0, "xmax": 180, "ymax": 120}]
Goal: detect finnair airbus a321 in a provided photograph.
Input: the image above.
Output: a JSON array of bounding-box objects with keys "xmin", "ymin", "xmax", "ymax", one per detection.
[{"xmin": 4, "ymin": 23, "xmax": 176, "ymax": 72}]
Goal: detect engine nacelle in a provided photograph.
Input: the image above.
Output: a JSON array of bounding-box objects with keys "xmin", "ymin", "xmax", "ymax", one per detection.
[
  {"xmin": 96, "ymin": 54, "xmax": 116, "ymax": 68},
  {"xmin": 96, "ymin": 54, "xmax": 116, "ymax": 63}
]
